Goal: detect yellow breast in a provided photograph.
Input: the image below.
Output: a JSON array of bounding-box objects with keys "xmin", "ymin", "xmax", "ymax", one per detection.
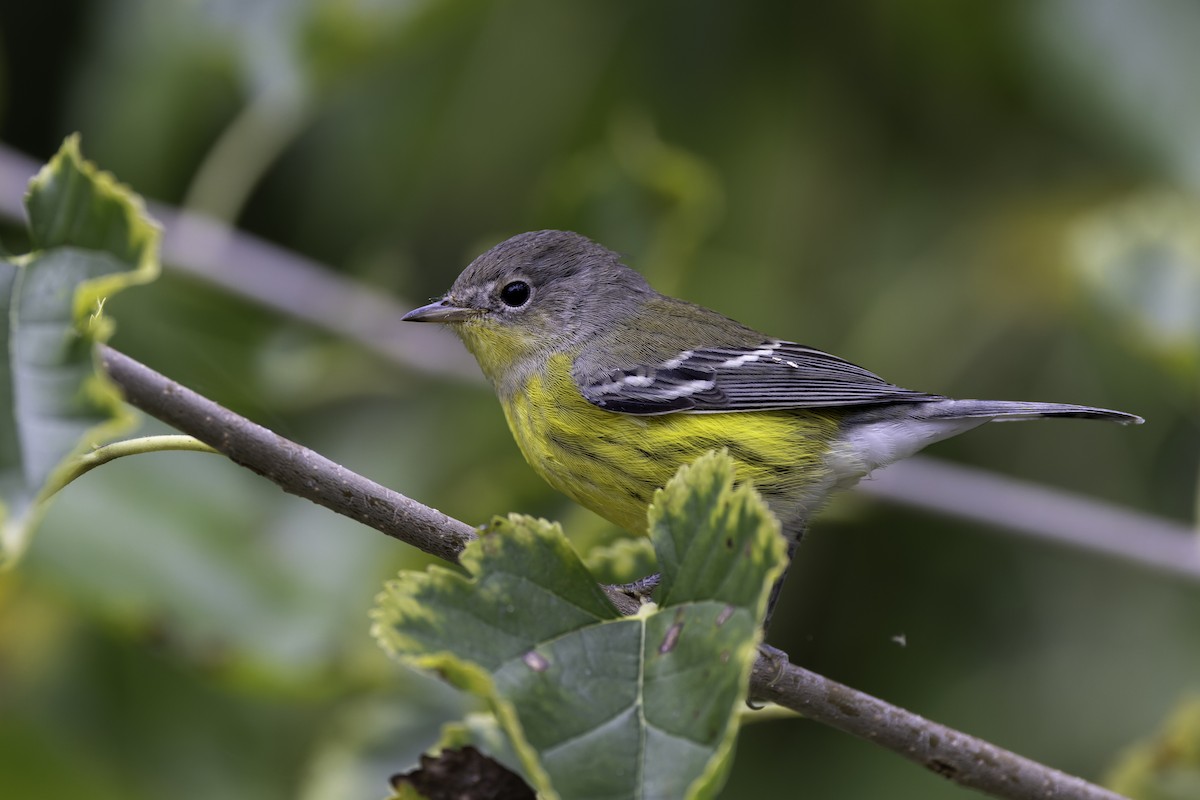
[{"xmin": 500, "ymin": 353, "xmax": 840, "ymax": 534}]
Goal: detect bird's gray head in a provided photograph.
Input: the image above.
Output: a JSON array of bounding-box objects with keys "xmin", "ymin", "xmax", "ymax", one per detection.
[
  {"xmin": 403, "ymin": 230, "xmax": 653, "ymax": 386},
  {"xmin": 405, "ymin": 230, "xmax": 648, "ymax": 343}
]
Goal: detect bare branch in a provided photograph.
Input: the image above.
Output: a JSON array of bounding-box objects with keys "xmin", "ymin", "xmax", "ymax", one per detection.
[
  {"xmin": 97, "ymin": 345, "xmax": 1128, "ymax": 800},
  {"xmin": 97, "ymin": 346, "xmax": 477, "ymax": 564},
  {"xmin": 748, "ymin": 660, "xmax": 1127, "ymax": 800}
]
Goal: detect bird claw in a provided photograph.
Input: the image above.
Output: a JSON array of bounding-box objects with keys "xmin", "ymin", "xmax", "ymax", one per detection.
[
  {"xmin": 746, "ymin": 642, "xmax": 791, "ymax": 709},
  {"xmin": 758, "ymin": 642, "xmax": 790, "ymax": 682}
]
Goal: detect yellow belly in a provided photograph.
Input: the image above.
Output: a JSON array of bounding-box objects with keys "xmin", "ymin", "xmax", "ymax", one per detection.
[{"xmin": 501, "ymin": 354, "xmax": 840, "ymax": 534}]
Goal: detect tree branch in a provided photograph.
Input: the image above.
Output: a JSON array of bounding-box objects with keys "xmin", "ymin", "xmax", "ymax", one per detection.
[
  {"xmin": 97, "ymin": 346, "xmax": 477, "ymax": 564},
  {"xmin": 748, "ymin": 661, "xmax": 1126, "ymax": 800},
  {"xmin": 96, "ymin": 345, "xmax": 1128, "ymax": 800}
]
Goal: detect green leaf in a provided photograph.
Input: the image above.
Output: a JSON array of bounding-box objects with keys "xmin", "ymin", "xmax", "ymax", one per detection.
[
  {"xmin": 1107, "ymin": 696, "xmax": 1200, "ymax": 800},
  {"xmin": 372, "ymin": 450, "xmax": 786, "ymax": 800},
  {"xmin": 582, "ymin": 535, "xmax": 657, "ymax": 585},
  {"xmin": 0, "ymin": 135, "xmax": 160, "ymax": 567},
  {"xmin": 651, "ymin": 449, "xmax": 786, "ymax": 611}
]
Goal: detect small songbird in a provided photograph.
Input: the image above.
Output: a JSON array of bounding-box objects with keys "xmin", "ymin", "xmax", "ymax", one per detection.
[{"xmin": 403, "ymin": 230, "xmax": 1142, "ymax": 622}]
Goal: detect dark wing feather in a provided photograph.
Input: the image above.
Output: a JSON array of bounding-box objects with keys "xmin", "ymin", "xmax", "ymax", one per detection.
[{"xmin": 580, "ymin": 340, "xmax": 940, "ymax": 415}]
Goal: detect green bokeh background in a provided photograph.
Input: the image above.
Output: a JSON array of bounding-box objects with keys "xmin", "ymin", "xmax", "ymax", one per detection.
[{"xmin": 1, "ymin": 1, "xmax": 1198, "ymax": 798}]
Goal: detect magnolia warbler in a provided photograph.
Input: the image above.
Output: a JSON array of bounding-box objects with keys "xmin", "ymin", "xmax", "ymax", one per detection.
[{"xmin": 403, "ymin": 230, "xmax": 1142, "ymax": 620}]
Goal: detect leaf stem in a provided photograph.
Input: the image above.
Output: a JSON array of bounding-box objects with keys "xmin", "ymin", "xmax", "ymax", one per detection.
[{"xmin": 45, "ymin": 435, "xmax": 218, "ymax": 498}]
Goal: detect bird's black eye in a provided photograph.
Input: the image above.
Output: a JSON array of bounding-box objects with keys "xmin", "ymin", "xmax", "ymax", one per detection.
[{"xmin": 499, "ymin": 280, "xmax": 531, "ymax": 308}]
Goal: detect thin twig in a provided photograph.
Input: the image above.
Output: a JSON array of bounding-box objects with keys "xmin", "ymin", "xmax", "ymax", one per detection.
[
  {"xmin": 44, "ymin": 435, "xmax": 217, "ymax": 497},
  {"xmin": 97, "ymin": 344, "xmax": 1128, "ymax": 800}
]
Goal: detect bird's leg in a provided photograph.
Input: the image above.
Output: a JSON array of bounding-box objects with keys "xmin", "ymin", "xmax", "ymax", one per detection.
[
  {"xmin": 761, "ymin": 537, "xmax": 799, "ymax": 635},
  {"xmin": 755, "ymin": 537, "xmax": 800, "ymax": 681}
]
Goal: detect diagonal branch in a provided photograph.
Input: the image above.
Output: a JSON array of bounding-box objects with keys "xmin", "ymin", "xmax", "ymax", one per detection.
[
  {"xmin": 96, "ymin": 345, "xmax": 1128, "ymax": 800},
  {"xmin": 748, "ymin": 660, "xmax": 1125, "ymax": 800},
  {"xmin": 97, "ymin": 346, "xmax": 476, "ymax": 564}
]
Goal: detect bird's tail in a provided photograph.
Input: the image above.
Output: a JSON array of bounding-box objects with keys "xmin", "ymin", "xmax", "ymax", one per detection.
[{"xmin": 918, "ymin": 399, "xmax": 1143, "ymax": 425}]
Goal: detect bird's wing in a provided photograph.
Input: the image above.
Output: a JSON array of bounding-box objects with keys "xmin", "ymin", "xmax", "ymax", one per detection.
[{"xmin": 577, "ymin": 339, "xmax": 941, "ymax": 415}]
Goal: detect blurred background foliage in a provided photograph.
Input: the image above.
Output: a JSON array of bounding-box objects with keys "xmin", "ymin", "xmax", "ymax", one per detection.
[{"xmin": 0, "ymin": 1, "xmax": 1198, "ymax": 798}]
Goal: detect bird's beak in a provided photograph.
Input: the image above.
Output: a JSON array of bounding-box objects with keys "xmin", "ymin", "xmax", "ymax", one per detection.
[{"xmin": 401, "ymin": 298, "xmax": 482, "ymax": 323}]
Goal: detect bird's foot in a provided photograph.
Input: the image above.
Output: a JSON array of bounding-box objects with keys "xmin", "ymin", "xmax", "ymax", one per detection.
[
  {"xmin": 746, "ymin": 642, "xmax": 791, "ymax": 709},
  {"xmin": 757, "ymin": 642, "xmax": 790, "ymax": 684}
]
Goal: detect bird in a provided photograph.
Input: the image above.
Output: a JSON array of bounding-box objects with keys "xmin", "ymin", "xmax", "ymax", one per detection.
[{"xmin": 403, "ymin": 229, "xmax": 1142, "ymax": 626}]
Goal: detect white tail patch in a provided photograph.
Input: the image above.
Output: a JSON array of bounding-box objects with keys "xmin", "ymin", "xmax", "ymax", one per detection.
[{"xmin": 826, "ymin": 417, "xmax": 989, "ymax": 486}]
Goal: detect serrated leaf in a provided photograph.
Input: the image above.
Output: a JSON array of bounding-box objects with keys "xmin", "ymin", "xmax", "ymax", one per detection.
[
  {"xmin": 0, "ymin": 135, "xmax": 160, "ymax": 567},
  {"xmin": 372, "ymin": 451, "xmax": 785, "ymax": 800},
  {"xmin": 651, "ymin": 449, "xmax": 786, "ymax": 611},
  {"xmin": 582, "ymin": 535, "xmax": 657, "ymax": 585}
]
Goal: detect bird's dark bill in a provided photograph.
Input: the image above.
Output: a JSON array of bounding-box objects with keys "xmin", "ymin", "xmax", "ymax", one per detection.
[{"xmin": 402, "ymin": 299, "xmax": 481, "ymax": 323}]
